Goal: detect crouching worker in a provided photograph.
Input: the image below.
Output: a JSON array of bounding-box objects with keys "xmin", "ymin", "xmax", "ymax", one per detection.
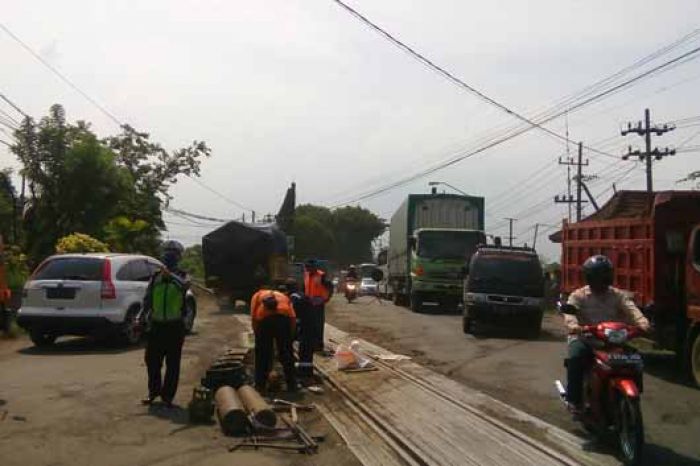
[{"xmin": 251, "ymin": 287, "xmax": 297, "ymax": 393}]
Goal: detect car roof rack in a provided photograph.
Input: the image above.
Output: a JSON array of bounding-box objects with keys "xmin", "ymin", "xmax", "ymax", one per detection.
[{"xmin": 476, "ymin": 243, "xmax": 537, "ymax": 253}]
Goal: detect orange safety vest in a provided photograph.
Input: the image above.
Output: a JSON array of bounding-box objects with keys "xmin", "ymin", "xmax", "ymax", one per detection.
[
  {"xmin": 304, "ymin": 269, "xmax": 330, "ymax": 302},
  {"xmin": 250, "ymin": 289, "xmax": 296, "ymax": 331}
]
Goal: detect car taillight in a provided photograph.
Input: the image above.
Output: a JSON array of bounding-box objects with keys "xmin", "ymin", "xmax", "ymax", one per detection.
[
  {"xmin": 414, "ymin": 265, "xmax": 425, "ymax": 276},
  {"xmin": 101, "ymin": 259, "xmax": 116, "ymax": 299}
]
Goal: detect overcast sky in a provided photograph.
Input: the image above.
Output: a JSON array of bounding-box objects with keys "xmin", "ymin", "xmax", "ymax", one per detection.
[{"xmin": 2, "ymin": 0, "xmax": 700, "ymax": 260}]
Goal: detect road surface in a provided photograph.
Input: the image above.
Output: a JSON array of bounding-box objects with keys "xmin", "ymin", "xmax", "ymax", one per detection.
[
  {"xmin": 0, "ymin": 293, "xmax": 359, "ymax": 466},
  {"xmin": 326, "ymin": 295, "xmax": 700, "ymax": 466}
]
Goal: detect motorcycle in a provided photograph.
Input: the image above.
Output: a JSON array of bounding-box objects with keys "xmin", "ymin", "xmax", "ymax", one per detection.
[
  {"xmin": 555, "ymin": 307, "xmax": 645, "ymax": 465},
  {"xmin": 345, "ymin": 280, "xmax": 358, "ymax": 303}
]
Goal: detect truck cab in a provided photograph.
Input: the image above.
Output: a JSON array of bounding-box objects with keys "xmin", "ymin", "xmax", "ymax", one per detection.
[{"xmin": 409, "ymin": 228, "xmax": 485, "ymax": 312}]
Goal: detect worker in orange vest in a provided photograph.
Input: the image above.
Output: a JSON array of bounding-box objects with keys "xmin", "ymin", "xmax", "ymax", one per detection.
[
  {"xmin": 250, "ymin": 287, "xmax": 297, "ymax": 393},
  {"xmin": 303, "ymin": 259, "xmax": 332, "ymax": 353}
]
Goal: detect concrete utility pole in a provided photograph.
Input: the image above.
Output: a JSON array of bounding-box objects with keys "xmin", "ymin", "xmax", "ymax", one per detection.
[
  {"xmin": 532, "ymin": 223, "xmax": 540, "ymax": 250},
  {"xmin": 555, "ymin": 142, "xmax": 588, "ymax": 222},
  {"xmin": 621, "ymin": 108, "xmax": 675, "ymax": 192},
  {"xmin": 504, "ymin": 217, "xmax": 517, "ymax": 247}
]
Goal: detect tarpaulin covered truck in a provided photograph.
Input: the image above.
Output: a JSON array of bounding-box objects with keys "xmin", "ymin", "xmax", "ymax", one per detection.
[
  {"xmin": 388, "ymin": 192, "xmax": 485, "ymax": 312},
  {"xmin": 202, "ymin": 222, "xmax": 288, "ymax": 304},
  {"xmin": 552, "ymin": 190, "xmax": 700, "ymax": 386}
]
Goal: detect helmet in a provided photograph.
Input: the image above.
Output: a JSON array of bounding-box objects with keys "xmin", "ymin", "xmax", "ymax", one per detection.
[
  {"xmin": 262, "ymin": 293, "xmax": 278, "ymax": 311},
  {"xmin": 582, "ymin": 255, "xmax": 613, "ymax": 290},
  {"xmin": 348, "ymin": 265, "xmax": 356, "ymax": 271},
  {"xmin": 162, "ymin": 240, "xmax": 184, "ymax": 256}
]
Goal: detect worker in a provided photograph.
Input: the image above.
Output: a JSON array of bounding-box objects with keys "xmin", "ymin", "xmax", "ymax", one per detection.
[
  {"xmin": 286, "ymin": 278, "xmax": 314, "ymax": 382},
  {"xmin": 142, "ymin": 240, "xmax": 189, "ymax": 408},
  {"xmin": 303, "ymin": 259, "xmax": 332, "ymax": 352},
  {"xmin": 251, "ymin": 286, "xmax": 297, "ymax": 393},
  {"xmin": 563, "ymin": 255, "xmax": 650, "ymax": 414}
]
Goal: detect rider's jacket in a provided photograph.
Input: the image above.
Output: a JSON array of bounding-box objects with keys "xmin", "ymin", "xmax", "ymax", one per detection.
[{"xmin": 565, "ymin": 286, "xmax": 649, "ymax": 335}]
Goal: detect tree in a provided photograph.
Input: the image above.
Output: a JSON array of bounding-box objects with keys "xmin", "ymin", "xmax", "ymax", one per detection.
[
  {"xmin": 289, "ymin": 204, "xmax": 385, "ymax": 265},
  {"xmin": 55, "ymin": 233, "xmax": 110, "ymax": 254},
  {"xmin": 180, "ymin": 244, "xmax": 205, "ymax": 280},
  {"xmin": 11, "ymin": 105, "xmax": 211, "ymax": 263},
  {"xmin": 0, "ymin": 170, "xmax": 16, "ymax": 243}
]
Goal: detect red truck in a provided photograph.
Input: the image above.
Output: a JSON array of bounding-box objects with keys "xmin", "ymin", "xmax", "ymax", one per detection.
[{"xmin": 553, "ymin": 190, "xmax": 700, "ymax": 387}]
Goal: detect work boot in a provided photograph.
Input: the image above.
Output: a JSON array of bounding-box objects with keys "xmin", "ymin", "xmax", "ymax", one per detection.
[{"xmin": 141, "ymin": 395, "xmax": 157, "ymax": 405}]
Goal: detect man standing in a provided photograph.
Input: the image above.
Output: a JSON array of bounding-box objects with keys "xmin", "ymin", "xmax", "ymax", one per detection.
[
  {"xmin": 303, "ymin": 259, "xmax": 332, "ymax": 352},
  {"xmin": 251, "ymin": 286, "xmax": 297, "ymax": 393},
  {"xmin": 142, "ymin": 241, "xmax": 189, "ymax": 408}
]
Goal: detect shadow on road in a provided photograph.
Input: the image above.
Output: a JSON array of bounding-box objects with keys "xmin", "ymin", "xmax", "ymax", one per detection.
[
  {"xmin": 642, "ymin": 353, "xmax": 694, "ymax": 388},
  {"xmin": 17, "ymin": 336, "xmax": 143, "ymax": 356},
  {"xmin": 471, "ymin": 327, "xmax": 564, "ymax": 343},
  {"xmin": 643, "ymin": 443, "xmax": 700, "ymax": 466}
]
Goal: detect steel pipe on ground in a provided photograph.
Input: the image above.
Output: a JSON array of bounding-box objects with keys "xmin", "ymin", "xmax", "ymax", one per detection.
[
  {"xmin": 237, "ymin": 384, "xmax": 277, "ymax": 427},
  {"xmin": 215, "ymin": 386, "xmax": 249, "ymax": 436}
]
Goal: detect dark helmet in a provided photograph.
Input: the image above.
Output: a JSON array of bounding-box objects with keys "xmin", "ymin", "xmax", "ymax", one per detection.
[
  {"xmin": 162, "ymin": 240, "xmax": 185, "ymax": 257},
  {"xmin": 305, "ymin": 259, "xmax": 318, "ymax": 270},
  {"xmin": 262, "ymin": 293, "xmax": 278, "ymax": 311},
  {"xmin": 582, "ymin": 255, "xmax": 613, "ymax": 289}
]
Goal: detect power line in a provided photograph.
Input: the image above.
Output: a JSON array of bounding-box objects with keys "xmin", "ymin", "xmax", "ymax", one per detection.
[
  {"xmin": 330, "ymin": 0, "xmax": 616, "ymax": 155},
  {"xmin": 185, "ymin": 175, "xmax": 256, "ymax": 212},
  {"xmin": 0, "ymin": 93, "xmax": 28, "ymax": 118},
  {"xmin": 329, "ymin": 34, "xmax": 700, "ymax": 205},
  {"xmin": 0, "ymin": 23, "xmax": 123, "ymax": 127}
]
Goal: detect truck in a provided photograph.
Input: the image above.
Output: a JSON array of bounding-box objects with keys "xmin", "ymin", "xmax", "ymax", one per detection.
[
  {"xmin": 202, "ymin": 221, "xmax": 288, "ymax": 304},
  {"xmin": 388, "ymin": 192, "xmax": 485, "ymax": 312},
  {"xmin": 553, "ymin": 190, "xmax": 700, "ymax": 387}
]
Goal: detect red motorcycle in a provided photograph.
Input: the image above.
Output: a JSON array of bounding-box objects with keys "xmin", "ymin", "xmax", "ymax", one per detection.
[{"xmin": 555, "ymin": 315, "xmax": 645, "ymax": 465}]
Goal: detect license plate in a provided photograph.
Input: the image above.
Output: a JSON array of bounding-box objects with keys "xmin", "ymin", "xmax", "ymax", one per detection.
[{"xmin": 46, "ymin": 287, "xmax": 77, "ymax": 300}]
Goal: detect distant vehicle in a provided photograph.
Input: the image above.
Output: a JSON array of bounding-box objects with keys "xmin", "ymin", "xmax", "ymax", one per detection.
[
  {"xmin": 358, "ymin": 263, "xmax": 378, "ymax": 279},
  {"xmin": 17, "ymin": 253, "xmax": 197, "ymax": 347},
  {"xmin": 376, "ymin": 248, "xmax": 389, "ymax": 298},
  {"xmin": 360, "ymin": 277, "xmax": 378, "ymax": 296},
  {"xmin": 388, "ymin": 192, "xmax": 485, "ymax": 312},
  {"xmin": 463, "ymin": 245, "xmax": 544, "ymax": 337},
  {"xmin": 345, "ymin": 279, "xmax": 358, "ymax": 303}
]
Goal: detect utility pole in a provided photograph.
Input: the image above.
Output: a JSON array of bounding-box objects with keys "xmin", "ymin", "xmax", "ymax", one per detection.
[
  {"xmin": 555, "ymin": 142, "xmax": 588, "ymax": 221},
  {"xmin": 532, "ymin": 223, "xmax": 540, "ymax": 250},
  {"xmin": 621, "ymin": 108, "xmax": 675, "ymax": 192},
  {"xmin": 504, "ymin": 217, "xmax": 516, "ymax": 247}
]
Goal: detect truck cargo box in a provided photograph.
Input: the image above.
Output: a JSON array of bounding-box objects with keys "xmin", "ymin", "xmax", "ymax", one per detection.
[{"xmin": 556, "ymin": 191, "xmax": 700, "ymax": 311}]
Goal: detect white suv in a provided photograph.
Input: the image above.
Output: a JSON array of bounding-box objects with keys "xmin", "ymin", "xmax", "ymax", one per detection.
[{"xmin": 17, "ymin": 253, "xmax": 197, "ymax": 347}]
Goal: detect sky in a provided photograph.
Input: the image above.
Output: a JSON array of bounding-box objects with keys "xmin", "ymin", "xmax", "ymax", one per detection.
[{"xmin": 2, "ymin": 0, "xmax": 700, "ymax": 261}]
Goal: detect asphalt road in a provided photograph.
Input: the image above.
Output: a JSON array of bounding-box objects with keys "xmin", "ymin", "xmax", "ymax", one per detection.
[
  {"xmin": 0, "ymin": 294, "xmax": 359, "ymax": 466},
  {"xmin": 326, "ymin": 295, "xmax": 700, "ymax": 466}
]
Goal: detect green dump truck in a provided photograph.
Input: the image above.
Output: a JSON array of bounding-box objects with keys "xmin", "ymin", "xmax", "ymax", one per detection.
[{"xmin": 388, "ymin": 193, "xmax": 485, "ymax": 312}]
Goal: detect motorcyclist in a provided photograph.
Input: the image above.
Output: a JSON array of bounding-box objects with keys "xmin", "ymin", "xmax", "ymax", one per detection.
[
  {"xmin": 563, "ymin": 255, "xmax": 650, "ymax": 413},
  {"xmin": 346, "ymin": 265, "xmax": 359, "ymax": 281}
]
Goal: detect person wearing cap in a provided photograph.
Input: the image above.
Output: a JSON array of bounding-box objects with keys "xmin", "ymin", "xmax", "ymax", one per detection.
[
  {"xmin": 303, "ymin": 259, "xmax": 333, "ymax": 352},
  {"xmin": 142, "ymin": 240, "xmax": 190, "ymax": 407},
  {"xmin": 250, "ymin": 286, "xmax": 297, "ymax": 393}
]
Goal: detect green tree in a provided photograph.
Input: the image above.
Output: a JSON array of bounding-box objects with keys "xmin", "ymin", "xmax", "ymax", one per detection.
[
  {"xmin": 289, "ymin": 204, "xmax": 385, "ymax": 265},
  {"xmin": 0, "ymin": 170, "xmax": 16, "ymax": 243},
  {"xmin": 55, "ymin": 233, "xmax": 110, "ymax": 254},
  {"xmin": 180, "ymin": 244, "xmax": 205, "ymax": 280},
  {"xmin": 11, "ymin": 105, "xmax": 211, "ymax": 263}
]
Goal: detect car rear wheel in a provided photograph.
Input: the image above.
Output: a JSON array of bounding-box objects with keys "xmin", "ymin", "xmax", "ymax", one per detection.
[
  {"xmin": 120, "ymin": 307, "xmax": 143, "ymax": 346},
  {"xmin": 30, "ymin": 331, "xmax": 57, "ymax": 347},
  {"xmin": 409, "ymin": 292, "xmax": 423, "ymax": 313},
  {"xmin": 462, "ymin": 316, "xmax": 471, "ymax": 334}
]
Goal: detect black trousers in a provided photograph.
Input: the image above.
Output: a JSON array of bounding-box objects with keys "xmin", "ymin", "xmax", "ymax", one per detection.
[
  {"xmin": 296, "ymin": 306, "xmax": 315, "ymax": 377},
  {"xmin": 254, "ymin": 315, "xmax": 296, "ymax": 391},
  {"xmin": 145, "ymin": 321, "xmax": 185, "ymax": 402},
  {"xmin": 311, "ymin": 303, "xmax": 326, "ymax": 351},
  {"xmin": 566, "ymin": 338, "xmax": 593, "ymax": 405}
]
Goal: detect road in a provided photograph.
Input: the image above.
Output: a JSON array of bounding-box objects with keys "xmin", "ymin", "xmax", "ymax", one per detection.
[
  {"xmin": 326, "ymin": 295, "xmax": 700, "ymax": 466},
  {"xmin": 0, "ymin": 293, "xmax": 359, "ymax": 466}
]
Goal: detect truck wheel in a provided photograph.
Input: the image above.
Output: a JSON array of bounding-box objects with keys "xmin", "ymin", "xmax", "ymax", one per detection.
[
  {"xmin": 30, "ymin": 331, "xmax": 57, "ymax": 348},
  {"xmin": 690, "ymin": 330, "xmax": 700, "ymax": 388},
  {"xmin": 410, "ymin": 292, "xmax": 423, "ymax": 313}
]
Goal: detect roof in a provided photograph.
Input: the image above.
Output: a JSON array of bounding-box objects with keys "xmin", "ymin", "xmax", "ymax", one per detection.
[{"xmin": 549, "ymin": 190, "xmax": 700, "ymax": 243}]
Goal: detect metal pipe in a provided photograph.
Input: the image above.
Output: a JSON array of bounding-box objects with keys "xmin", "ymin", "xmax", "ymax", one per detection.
[
  {"xmin": 237, "ymin": 384, "xmax": 277, "ymax": 427},
  {"xmin": 215, "ymin": 386, "xmax": 249, "ymax": 436}
]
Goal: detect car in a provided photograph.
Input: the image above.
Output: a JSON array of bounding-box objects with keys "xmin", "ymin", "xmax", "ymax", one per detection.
[
  {"xmin": 359, "ymin": 277, "xmax": 379, "ymax": 296},
  {"xmin": 462, "ymin": 245, "xmax": 544, "ymax": 337},
  {"xmin": 16, "ymin": 253, "xmax": 197, "ymax": 347}
]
